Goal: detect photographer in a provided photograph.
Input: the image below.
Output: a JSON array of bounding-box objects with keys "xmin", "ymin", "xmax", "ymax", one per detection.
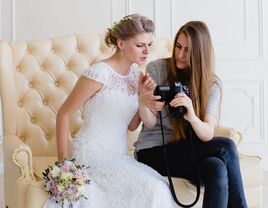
[{"xmin": 136, "ymin": 21, "xmax": 247, "ymax": 208}]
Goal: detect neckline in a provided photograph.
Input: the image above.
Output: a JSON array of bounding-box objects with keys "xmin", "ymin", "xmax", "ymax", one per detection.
[{"xmin": 101, "ymin": 62, "xmax": 132, "ymax": 77}]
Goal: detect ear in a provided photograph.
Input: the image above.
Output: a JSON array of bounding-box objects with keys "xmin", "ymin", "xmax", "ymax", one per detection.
[{"xmin": 117, "ymin": 39, "xmax": 124, "ymax": 50}]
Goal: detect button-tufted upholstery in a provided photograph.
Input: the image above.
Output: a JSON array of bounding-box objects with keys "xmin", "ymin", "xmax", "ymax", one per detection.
[{"xmin": 0, "ymin": 34, "xmax": 263, "ymax": 208}]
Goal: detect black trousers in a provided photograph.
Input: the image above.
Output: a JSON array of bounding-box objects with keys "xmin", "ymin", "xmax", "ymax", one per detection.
[{"xmin": 136, "ymin": 137, "xmax": 248, "ymax": 208}]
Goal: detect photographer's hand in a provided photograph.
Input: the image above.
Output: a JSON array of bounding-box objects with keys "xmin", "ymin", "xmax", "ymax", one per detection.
[
  {"xmin": 170, "ymin": 92, "xmax": 216, "ymax": 142},
  {"xmin": 138, "ymin": 90, "xmax": 165, "ymax": 128},
  {"xmin": 169, "ymin": 92, "xmax": 196, "ymax": 122},
  {"xmin": 138, "ymin": 71, "xmax": 156, "ymax": 94},
  {"xmin": 139, "ymin": 91, "xmax": 164, "ymax": 112}
]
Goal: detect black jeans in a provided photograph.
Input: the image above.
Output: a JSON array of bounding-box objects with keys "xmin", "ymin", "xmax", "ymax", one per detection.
[{"xmin": 136, "ymin": 137, "xmax": 248, "ymax": 208}]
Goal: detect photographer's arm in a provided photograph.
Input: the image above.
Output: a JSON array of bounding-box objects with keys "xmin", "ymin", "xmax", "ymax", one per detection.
[
  {"xmin": 133, "ymin": 71, "xmax": 161, "ymax": 129},
  {"xmin": 187, "ymin": 113, "xmax": 216, "ymax": 142},
  {"xmin": 170, "ymin": 92, "xmax": 216, "ymax": 142},
  {"xmin": 139, "ymin": 92, "xmax": 164, "ymax": 128},
  {"xmin": 57, "ymin": 77, "xmax": 102, "ymax": 161}
]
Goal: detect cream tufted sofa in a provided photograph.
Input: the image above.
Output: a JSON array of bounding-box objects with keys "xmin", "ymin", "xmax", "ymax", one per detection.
[{"xmin": 0, "ymin": 34, "xmax": 263, "ymax": 208}]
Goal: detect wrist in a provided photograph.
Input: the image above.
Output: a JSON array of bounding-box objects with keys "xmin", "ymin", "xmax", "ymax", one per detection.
[
  {"xmin": 188, "ymin": 115, "xmax": 199, "ymax": 124},
  {"xmin": 138, "ymin": 95, "xmax": 147, "ymax": 107}
]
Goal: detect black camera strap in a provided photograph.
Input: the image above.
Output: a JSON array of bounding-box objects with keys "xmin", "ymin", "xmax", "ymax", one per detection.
[{"xmin": 158, "ymin": 111, "xmax": 201, "ymax": 208}]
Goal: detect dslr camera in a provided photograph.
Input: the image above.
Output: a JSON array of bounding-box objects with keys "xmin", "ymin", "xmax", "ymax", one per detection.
[{"xmin": 154, "ymin": 82, "xmax": 190, "ymax": 119}]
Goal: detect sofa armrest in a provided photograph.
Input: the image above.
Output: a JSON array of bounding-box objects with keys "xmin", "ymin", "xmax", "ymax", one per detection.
[
  {"xmin": 3, "ymin": 135, "xmax": 36, "ymax": 208},
  {"xmin": 12, "ymin": 143, "xmax": 36, "ymax": 181},
  {"xmin": 214, "ymin": 126, "xmax": 243, "ymax": 146},
  {"xmin": 4, "ymin": 135, "xmax": 25, "ymax": 181},
  {"xmin": 4, "ymin": 135, "xmax": 36, "ymax": 181}
]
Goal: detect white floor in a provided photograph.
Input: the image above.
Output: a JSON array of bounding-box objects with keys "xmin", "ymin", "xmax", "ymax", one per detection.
[{"xmin": 0, "ymin": 172, "xmax": 267, "ymax": 207}]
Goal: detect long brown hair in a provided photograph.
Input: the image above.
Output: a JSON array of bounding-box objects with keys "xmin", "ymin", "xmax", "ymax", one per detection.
[{"xmin": 167, "ymin": 21, "xmax": 221, "ymax": 140}]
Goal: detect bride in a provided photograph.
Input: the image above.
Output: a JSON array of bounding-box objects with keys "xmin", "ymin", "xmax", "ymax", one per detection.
[{"xmin": 43, "ymin": 14, "xmax": 174, "ymax": 208}]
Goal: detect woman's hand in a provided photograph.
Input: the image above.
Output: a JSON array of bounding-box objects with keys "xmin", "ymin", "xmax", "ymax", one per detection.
[
  {"xmin": 170, "ymin": 92, "xmax": 217, "ymax": 142},
  {"xmin": 138, "ymin": 71, "xmax": 156, "ymax": 94},
  {"xmin": 169, "ymin": 92, "xmax": 197, "ymax": 122},
  {"xmin": 139, "ymin": 91, "xmax": 164, "ymax": 128},
  {"xmin": 139, "ymin": 91, "xmax": 165, "ymax": 112},
  {"xmin": 138, "ymin": 71, "xmax": 165, "ymax": 128}
]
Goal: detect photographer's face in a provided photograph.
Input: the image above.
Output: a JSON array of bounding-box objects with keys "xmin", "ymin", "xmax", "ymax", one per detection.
[
  {"xmin": 174, "ymin": 33, "xmax": 189, "ymax": 69},
  {"xmin": 119, "ymin": 32, "xmax": 154, "ymax": 65}
]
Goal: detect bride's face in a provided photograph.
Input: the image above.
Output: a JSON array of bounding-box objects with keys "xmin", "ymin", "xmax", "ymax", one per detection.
[{"xmin": 119, "ymin": 32, "xmax": 154, "ymax": 65}]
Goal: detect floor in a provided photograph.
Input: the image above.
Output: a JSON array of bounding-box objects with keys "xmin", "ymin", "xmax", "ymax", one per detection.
[{"xmin": 0, "ymin": 172, "xmax": 267, "ymax": 207}]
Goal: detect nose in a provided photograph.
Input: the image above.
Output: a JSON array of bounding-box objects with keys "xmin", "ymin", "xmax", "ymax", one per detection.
[
  {"xmin": 143, "ymin": 45, "xmax": 149, "ymax": 54},
  {"xmin": 178, "ymin": 49, "xmax": 185, "ymax": 58}
]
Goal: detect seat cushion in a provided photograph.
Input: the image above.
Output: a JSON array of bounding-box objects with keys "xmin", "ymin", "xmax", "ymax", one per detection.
[
  {"xmin": 32, "ymin": 153, "xmax": 263, "ymax": 208},
  {"xmin": 25, "ymin": 180, "xmax": 48, "ymax": 208},
  {"xmin": 239, "ymin": 154, "xmax": 263, "ymax": 188},
  {"xmin": 32, "ymin": 153, "xmax": 262, "ymax": 188}
]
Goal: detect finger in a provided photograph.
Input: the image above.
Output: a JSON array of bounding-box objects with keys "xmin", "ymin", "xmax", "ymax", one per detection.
[
  {"xmin": 169, "ymin": 98, "xmax": 179, "ymax": 106},
  {"xmin": 152, "ymin": 95, "xmax": 161, "ymax": 101},
  {"xmin": 139, "ymin": 71, "xmax": 146, "ymax": 83},
  {"xmin": 170, "ymin": 100, "xmax": 183, "ymax": 107},
  {"xmin": 155, "ymin": 102, "xmax": 165, "ymax": 111},
  {"xmin": 143, "ymin": 77, "xmax": 153, "ymax": 86},
  {"xmin": 147, "ymin": 81, "xmax": 156, "ymax": 89},
  {"xmin": 175, "ymin": 92, "xmax": 185, "ymax": 98}
]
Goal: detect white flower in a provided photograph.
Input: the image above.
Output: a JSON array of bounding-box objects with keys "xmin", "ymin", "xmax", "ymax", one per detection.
[
  {"xmin": 57, "ymin": 183, "xmax": 65, "ymax": 193},
  {"xmin": 61, "ymin": 172, "xmax": 73, "ymax": 180},
  {"xmin": 50, "ymin": 165, "xmax": 61, "ymax": 177}
]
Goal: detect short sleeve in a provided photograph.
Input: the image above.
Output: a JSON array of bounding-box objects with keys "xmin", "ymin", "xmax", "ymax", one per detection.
[
  {"xmin": 146, "ymin": 62, "xmax": 160, "ymax": 84},
  {"xmin": 146, "ymin": 59, "xmax": 168, "ymax": 85},
  {"xmin": 206, "ymin": 83, "xmax": 221, "ymax": 117},
  {"xmin": 82, "ymin": 63, "xmax": 111, "ymax": 85}
]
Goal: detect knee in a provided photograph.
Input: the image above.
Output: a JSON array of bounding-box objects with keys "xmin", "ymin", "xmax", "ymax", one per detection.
[
  {"xmin": 200, "ymin": 157, "xmax": 228, "ymax": 189},
  {"xmin": 214, "ymin": 137, "xmax": 239, "ymax": 159}
]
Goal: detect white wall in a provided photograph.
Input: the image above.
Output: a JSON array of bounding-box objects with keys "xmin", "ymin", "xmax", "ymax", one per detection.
[{"xmin": 1, "ymin": 0, "xmax": 268, "ymax": 170}]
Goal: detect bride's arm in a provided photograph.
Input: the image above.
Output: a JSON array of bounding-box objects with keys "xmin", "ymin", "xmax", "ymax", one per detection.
[{"xmin": 57, "ymin": 76, "xmax": 102, "ymax": 161}]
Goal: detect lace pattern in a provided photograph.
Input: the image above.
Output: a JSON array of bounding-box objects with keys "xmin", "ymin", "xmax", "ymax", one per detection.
[{"xmin": 43, "ymin": 62, "xmax": 174, "ymax": 208}]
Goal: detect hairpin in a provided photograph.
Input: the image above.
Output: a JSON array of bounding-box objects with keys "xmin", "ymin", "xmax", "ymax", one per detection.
[{"xmin": 108, "ymin": 16, "xmax": 132, "ymax": 33}]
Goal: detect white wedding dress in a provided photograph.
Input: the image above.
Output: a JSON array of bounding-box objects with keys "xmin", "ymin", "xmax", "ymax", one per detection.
[{"xmin": 43, "ymin": 62, "xmax": 174, "ymax": 208}]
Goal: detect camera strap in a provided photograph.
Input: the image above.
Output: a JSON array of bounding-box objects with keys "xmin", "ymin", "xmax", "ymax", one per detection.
[{"xmin": 158, "ymin": 111, "xmax": 201, "ymax": 208}]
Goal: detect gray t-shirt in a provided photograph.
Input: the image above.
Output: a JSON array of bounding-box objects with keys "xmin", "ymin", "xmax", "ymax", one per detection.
[{"xmin": 134, "ymin": 59, "xmax": 221, "ymax": 151}]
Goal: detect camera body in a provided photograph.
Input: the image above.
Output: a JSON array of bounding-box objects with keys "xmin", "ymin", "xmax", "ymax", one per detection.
[{"xmin": 154, "ymin": 82, "xmax": 190, "ymax": 119}]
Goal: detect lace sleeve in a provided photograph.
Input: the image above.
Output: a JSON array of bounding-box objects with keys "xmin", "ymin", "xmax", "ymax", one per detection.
[{"xmin": 82, "ymin": 63, "xmax": 111, "ymax": 85}]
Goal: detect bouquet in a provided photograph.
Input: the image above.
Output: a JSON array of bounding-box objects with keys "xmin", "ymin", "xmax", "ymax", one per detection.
[{"xmin": 42, "ymin": 158, "xmax": 90, "ymax": 207}]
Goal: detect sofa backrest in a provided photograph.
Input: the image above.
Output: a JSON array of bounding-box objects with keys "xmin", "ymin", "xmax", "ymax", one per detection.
[{"xmin": 0, "ymin": 34, "xmax": 172, "ymax": 156}]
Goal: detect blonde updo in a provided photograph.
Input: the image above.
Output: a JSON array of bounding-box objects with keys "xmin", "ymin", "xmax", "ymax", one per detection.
[{"xmin": 105, "ymin": 14, "xmax": 155, "ymax": 48}]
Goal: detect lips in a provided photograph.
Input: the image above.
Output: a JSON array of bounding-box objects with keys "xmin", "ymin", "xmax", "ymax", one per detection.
[
  {"xmin": 176, "ymin": 59, "xmax": 186, "ymax": 64},
  {"xmin": 140, "ymin": 57, "xmax": 147, "ymax": 61}
]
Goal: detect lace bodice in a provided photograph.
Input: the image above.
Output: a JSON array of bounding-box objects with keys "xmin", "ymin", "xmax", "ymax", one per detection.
[{"xmin": 74, "ymin": 62, "xmax": 140, "ymax": 156}]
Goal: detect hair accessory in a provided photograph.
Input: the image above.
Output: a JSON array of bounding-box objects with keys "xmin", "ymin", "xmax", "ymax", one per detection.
[{"xmin": 108, "ymin": 16, "xmax": 132, "ymax": 33}]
